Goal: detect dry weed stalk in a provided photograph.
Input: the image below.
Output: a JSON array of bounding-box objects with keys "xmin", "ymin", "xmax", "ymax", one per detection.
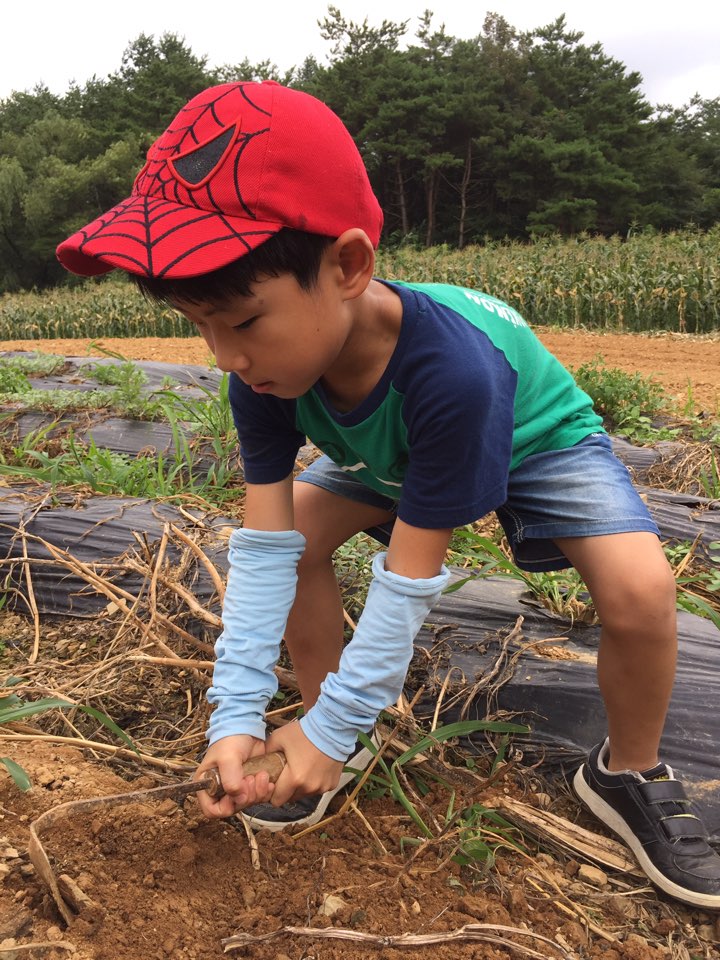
[
  {"xmin": 221, "ymin": 921, "xmax": 570, "ymax": 958},
  {"xmin": 0, "ymin": 515, "xmax": 237, "ymax": 765},
  {"xmin": 645, "ymin": 440, "xmax": 718, "ymax": 496}
]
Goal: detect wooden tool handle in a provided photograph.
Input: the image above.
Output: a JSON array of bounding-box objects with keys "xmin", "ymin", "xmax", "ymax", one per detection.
[{"xmin": 203, "ymin": 751, "xmax": 287, "ymax": 799}]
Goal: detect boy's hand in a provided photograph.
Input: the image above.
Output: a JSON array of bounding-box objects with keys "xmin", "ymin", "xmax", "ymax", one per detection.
[
  {"xmin": 194, "ymin": 734, "xmax": 273, "ymax": 819},
  {"xmin": 265, "ymin": 721, "xmax": 344, "ymax": 806}
]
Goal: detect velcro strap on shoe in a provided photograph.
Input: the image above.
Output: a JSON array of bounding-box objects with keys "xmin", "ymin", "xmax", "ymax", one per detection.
[
  {"xmin": 660, "ymin": 815, "xmax": 707, "ymax": 841},
  {"xmin": 637, "ymin": 779, "xmax": 690, "ymax": 805}
]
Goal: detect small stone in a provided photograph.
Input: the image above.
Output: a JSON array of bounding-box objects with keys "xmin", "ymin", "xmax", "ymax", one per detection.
[
  {"xmin": 0, "ymin": 863, "xmax": 11, "ymax": 880},
  {"xmin": 19, "ymin": 865, "xmax": 34, "ymax": 877},
  {"xmin": 697, "ymin": 925, "xmax": 715, "ymax": 942},
  {"xmin": 625, "ymin": 933, "xmax": 650, "ymax": 947},
  {"xmin": 578, "ymin": 864, "xmax": 608, "ymax": 887},
  {"xmin": 0, "ymin": 847, "xmax": 19, "ymax": 859},
  {"xmin": 318, "ymin": 894, "xmax": 347, "ymax": 917},
  {"xmin": 45, "ymin": 926, "xmax": 63, "ymax": 941},
  {"xmin": 410, "ymin": 900, "xmax": 421, "ymax": 915},
  {"xmin": 155, "ymin": 799, "xmax": 178, "ymax": 817},
  {"xmin": 654, "ymin": 919, "xmax": 677, "ymax": 935},
  {"xmin": 534, "ymin": 792, "xmax": 552, "ymax": 809},
  {"xmin": 536, "ymin": 853, "xmax": 555, "ymax": 867}
]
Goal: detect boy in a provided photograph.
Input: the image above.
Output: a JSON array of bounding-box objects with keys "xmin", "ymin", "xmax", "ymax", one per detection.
[{"xmin": 57, "ymin": 80, "xmax": 720, "ymax": 909}]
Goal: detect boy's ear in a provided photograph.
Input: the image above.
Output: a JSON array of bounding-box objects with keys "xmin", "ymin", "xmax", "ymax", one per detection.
[{"xmin": 332, "ymin": 229, "xmax": 376, "ymax": 299}]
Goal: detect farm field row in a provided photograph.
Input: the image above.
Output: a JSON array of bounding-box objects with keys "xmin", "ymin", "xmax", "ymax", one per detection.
[{"xmin": 1, "ymin": 327, "xmax": 719, "ymax": 412}]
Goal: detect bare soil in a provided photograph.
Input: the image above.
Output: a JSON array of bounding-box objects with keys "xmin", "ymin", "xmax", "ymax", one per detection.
[{"xmin": 1, "ymin": 330, "xmax": 719, "ymax": 960}]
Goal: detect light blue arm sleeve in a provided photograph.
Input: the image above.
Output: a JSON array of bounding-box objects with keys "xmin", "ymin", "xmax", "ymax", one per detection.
[
  {"xmin": 300, "ymin": 553, "xmax": 449, "ymax": 760},
  {"xmin": 206, "ymin": 527, "xmax": 305, "ymax": 745}
]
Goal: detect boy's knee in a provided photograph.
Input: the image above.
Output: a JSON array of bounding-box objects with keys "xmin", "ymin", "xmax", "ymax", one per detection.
[
  {"xmin": 297, "ymin": 532, "xmax": 335, "ymax": 569},
  {"xmin": 599, "ymin": 560, "xmax": 676, "ymax": 633}
]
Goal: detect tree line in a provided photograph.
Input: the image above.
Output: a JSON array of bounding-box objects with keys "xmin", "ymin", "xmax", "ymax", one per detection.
[{"xmin": 0, "ymin": 8, "xmax": 718, "ymax": 292}]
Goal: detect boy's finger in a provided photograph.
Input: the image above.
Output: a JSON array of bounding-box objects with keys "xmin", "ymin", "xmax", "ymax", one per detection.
[
  {"xmin": 269, "ymin": 767, "xmax": 297, "ymax": 807},
  {"xmin": 197, "ymin": 791, "xmax": 237, "ymax": 819}
]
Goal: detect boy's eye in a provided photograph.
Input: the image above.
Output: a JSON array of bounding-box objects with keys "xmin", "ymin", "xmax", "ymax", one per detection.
[{"xmin": 234, "ymin": 316, "xmax": 258, "ymax": 331}]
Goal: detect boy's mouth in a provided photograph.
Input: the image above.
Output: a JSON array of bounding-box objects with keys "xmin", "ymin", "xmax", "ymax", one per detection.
[{"xmin": 250, "ymin": 381, "xmax": 273, "ymax": 394}]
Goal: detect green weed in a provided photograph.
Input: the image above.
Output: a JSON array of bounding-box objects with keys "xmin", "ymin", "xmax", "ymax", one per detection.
[
  {"xmin": 1, "ymin": 354, "xmax": 66, "ymax": 375},
  {"xmin": 450, "ymin": 528, "xmax": 720, "ymax": 630},
  {"xmin": 698, "ymin": 450, "xmax": 720, "ymax": 499},
  {"xmin": 358, "ymin": 720, "xmax": 529, "ymax": 868},
  {"xmin": 0, "ymin": 386, "xmax": 117, "ymax": 412},
  {"xmin": 570, "ymin": 355, "xmax": 678, "ymax": 441},
  {"xmin": 0, "ymin": 365, "xmax": 243, "ymax": 505},
  {"xmin": 0, "ymin": 364, "xmax": 32, "ymax": 395},
  {"xmin": 665, "ymin": 539, "xmax": 720, "ymax": 630},
  {"xmin": 448, "ymin": 529, "xmax": 596, "ymax": 623},
  {"xmin": 0, "ymin": 432, "xmax": 232, "ymax": 503},
  {"xmin": 0, "ymin": 676, "xmax": 136, "ymax": 791},
  {"xmin": 0, "ymin": 354, "xmax": 66, "ymax": 396},
  {"xmin": 334, "ymin": 532, "xmax": 378, "ymax": 626}
]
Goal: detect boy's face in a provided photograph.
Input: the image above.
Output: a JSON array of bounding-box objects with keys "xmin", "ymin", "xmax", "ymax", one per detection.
[{"xmin": 174, "ymin": 263, "xmax": 352, "ymax": 399}]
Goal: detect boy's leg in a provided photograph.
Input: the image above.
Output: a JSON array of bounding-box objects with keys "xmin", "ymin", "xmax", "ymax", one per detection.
[
  {"xmin": 497, "ymin": 433, "xmax": 720, "ymax": 907},
  {"xmin": 284, "ymin": 479, "xmax": 395, "ymax": 709},
  {"xmin": 559, "ymin": 533, "xmax": 720, "ymax": 910},
  {"xmin": 553, "ymin": 531, "xmax": 677, "ymax": 772}
]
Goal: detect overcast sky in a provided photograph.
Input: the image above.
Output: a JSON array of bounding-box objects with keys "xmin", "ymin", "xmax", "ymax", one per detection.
[{"xmin": 2, "ymin": 0, "xmax": 718, "ymax": 109}]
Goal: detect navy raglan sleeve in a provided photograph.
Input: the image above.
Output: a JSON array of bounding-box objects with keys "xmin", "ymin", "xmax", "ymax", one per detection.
[
  {"xmin": 228, "ymin": 373, "xmax": 305, "ymax": 483},
  {"xmin": 397, "ymin": 335, "xmax": 518, "ymax": 529}
]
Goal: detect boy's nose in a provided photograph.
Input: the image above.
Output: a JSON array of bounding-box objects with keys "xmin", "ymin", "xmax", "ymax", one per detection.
[{"xmin": 213, "ymin": 342, "xmax": 251, "ymax": 375}]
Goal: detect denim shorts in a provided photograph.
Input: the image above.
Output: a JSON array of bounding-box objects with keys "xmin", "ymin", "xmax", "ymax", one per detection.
[{"xmin": 295, "ymin": 432, "xmax": 660, "ymax": 572}]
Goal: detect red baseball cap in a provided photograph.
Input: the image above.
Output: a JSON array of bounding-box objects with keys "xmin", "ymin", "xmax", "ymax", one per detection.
[{"xmin": 56, "ymin": 81, "xmax": 383, "ymax": 279}]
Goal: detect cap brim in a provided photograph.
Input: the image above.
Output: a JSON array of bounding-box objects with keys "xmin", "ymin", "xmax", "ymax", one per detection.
[{"xmin": 56, "ymin": 193, "xmax": 283, "ymax": 279}]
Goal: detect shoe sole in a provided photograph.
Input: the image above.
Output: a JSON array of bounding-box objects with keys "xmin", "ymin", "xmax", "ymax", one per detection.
[
  {"xmin": 573, "ymin": 764, "xmax": 720, "ymax": 909},
  {"xmin": 241, "ymin": 741, "xmax": 377, "ymax": 833}
]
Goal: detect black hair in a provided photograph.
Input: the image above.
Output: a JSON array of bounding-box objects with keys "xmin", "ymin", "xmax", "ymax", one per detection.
[{"xmin": 134, "ymin": 229, "xmax": 335, "ymax": 306}]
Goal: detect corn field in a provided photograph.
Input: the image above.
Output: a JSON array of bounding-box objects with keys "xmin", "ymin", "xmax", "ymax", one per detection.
[
  {"xmin": 380, "ymin": 228, "xmax": 720, "ymax": 334},
  {"xmin": 1, "ymin": 228, "xmax": 719, "ymax": 339},
  {"xmin": 0, "ymin": 283, "xmax": 191, "ymax": 340}
]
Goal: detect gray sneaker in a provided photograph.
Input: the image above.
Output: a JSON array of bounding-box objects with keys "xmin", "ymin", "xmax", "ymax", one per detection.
[{"xmin": 574, "ymin": 738, "xmax": 720, "ymax": 909}]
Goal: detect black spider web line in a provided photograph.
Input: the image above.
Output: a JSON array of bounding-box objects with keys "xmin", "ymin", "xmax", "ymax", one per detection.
[{"xmin": 156, "ymin": 228, "xmax": 276, "ymax": 277}]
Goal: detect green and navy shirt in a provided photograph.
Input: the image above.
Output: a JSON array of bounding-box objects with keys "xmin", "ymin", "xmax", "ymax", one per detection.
[{"xmin": 229, "ymin": 281, "xmax": 604, "ymax": 529}]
